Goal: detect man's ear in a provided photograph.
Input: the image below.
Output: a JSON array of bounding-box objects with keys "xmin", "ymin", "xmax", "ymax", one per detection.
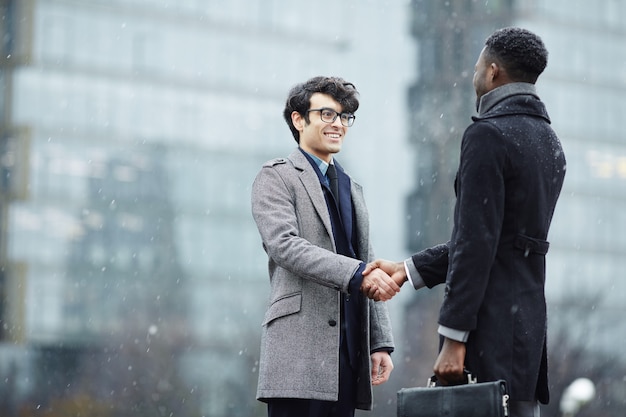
[
  {"xmin": 489, "ymin": 62, "xmax": 500, "ymax": 81},
  {"xmin": 291, "ymin": 111, "xmax": 305, "ymax": 132}
]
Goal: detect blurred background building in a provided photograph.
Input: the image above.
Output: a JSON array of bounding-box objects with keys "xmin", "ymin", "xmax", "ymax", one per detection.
[{"xmin": 0, "ymin": 0, "xmax": 623, "ymax": 416}]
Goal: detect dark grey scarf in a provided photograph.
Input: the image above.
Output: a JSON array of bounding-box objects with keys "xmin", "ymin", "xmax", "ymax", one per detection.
[{"xmin": 476, "ymin": 82, "xmax": 539, "ymax": 115}]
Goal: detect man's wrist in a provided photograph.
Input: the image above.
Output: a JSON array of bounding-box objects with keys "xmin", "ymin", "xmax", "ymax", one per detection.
[
  {"xmin": 438, "ymin": 325, "xmax": 469, "ymax": 343},
  {"xmin": 404, "ymin": 259, "xmax": 425, "ymax": 289}
]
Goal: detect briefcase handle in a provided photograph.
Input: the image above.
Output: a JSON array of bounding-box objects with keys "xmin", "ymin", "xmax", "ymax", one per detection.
[{"xmin": 427, "ymin": 369, "xmax": 476, "ymax": 388}]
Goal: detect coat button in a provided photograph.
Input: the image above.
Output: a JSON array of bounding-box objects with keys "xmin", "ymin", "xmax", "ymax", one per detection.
[{"xmin": 328, "ymin": 320, "xmax": 337, "ymax": 327}]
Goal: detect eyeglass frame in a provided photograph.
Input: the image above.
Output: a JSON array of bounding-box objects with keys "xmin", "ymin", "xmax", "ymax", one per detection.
[{"xmin": 306, "ymin": 107, "xmax": 356, "ymax": 127}]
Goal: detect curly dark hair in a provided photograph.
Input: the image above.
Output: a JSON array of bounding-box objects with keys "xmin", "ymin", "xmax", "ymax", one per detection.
[
  {"xmin": 484, "ymin": 27, "xmax": 548, "ymax": 84},
  {"xmin": 283, "ymin": 76, "xmax": 360, "ymax": 143}
]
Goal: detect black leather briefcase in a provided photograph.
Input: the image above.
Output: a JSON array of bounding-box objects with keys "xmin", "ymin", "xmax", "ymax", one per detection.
[{"xmin": 397, "ymin": 373, "xmax": 509, "ymax": 417}]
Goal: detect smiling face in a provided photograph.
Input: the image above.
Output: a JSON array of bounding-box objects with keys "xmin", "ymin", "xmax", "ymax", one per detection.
[{"xmin": 292, "ymin": 93, "xmax": 348, "ymax": 163}]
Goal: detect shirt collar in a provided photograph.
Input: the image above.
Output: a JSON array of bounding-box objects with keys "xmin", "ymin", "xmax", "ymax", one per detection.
[{"xmin": 299, "ymin": 148, "xmax": 332, "ymax": 176}]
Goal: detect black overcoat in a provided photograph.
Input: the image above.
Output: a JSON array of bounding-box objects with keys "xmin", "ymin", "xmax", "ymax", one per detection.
[{"xmin": 412, "ymin": 88, "xmax": 566, "ymax": 403}]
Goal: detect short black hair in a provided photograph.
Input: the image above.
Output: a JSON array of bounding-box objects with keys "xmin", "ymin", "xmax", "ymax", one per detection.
[
  {"xmin": 484, "ymin": 27, "xmax": 548, "ymax": 84},
  {"xmin": 283, "ymin": 76, "xmax": 360, "ymax": 143}
]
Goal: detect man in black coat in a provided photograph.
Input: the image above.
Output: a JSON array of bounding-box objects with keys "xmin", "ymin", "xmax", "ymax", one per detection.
[{"xmin": 364, "ymin": 27, "xmax": 566, "ymax": 417}]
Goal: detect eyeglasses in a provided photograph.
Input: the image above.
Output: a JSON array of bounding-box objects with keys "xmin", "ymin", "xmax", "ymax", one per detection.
[{"xmin": 306, "ymin": 108, "xmax": 356, "ymax": 127}]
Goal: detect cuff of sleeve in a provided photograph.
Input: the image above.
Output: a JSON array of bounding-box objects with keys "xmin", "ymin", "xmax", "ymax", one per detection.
[
  {"xmin": 404, "ymin": 258, "xmax": 426, "ymax": 290},
  {"xmin": 371, "ymin": 347, "xmax": 394, "ymax": 355},
  {"xmin": 438, "ymin": 325, "xmax": 469, "ymax": 343},
  {"xmin": 349, "ymin": 263, "xmax": 366, "ymax": 294}
]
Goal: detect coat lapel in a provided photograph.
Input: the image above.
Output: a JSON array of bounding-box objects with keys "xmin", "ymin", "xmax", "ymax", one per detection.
[{"xmin": 288, "ymin": 150, "xmax": 335, "ymax": 243}]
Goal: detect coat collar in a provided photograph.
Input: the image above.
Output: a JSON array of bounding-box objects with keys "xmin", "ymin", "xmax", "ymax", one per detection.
[{"xmin": 474, "ymin": 82, "xmax": 551, "ymax": 123}]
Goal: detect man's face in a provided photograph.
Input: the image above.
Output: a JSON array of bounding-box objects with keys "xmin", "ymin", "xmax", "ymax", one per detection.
[
  {"xmin": 473, "ymin": 47, "xmax": 492, "ymax": 99},
  {"xmin": 293, "ymin": 92, "xmax": 348, "ymax": 163}
]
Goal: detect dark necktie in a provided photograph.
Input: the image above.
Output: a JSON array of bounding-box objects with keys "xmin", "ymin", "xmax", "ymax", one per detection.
[
  {"xmin": 327, "ymin": 163, "xmax": 359, "ymax": 368},
  {"xmin": 327, "ymin": 163, "xmax": 339, "ymax": 204}
]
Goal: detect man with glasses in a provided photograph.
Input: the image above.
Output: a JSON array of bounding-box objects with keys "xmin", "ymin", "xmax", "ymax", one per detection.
[{"xmin": 251, "ymin": 76, "xmax": 399, "ymax": 417}]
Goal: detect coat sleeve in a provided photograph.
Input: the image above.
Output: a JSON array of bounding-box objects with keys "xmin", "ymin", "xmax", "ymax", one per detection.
[
  {"xmin": 368, "ymin": 299, "xmax": 395, "ymax": 352},
  {"xmin": 438, "ymin": 121, "xmax": 508, "ymax": 331},
  {"xmin": 410, "ymin": 242, "xmax": 450, "ymax": 288},
  {"xmin": 251, "ymin": 163, "xmax": 361, "ymax": 292}
]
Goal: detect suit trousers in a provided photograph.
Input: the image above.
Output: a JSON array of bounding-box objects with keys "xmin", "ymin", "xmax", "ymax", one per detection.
[
  {"xmin": 266, "ymin": 341, "xmax": 357, "ymax": 417},
  {"xmin": 508, "ymin": 400, "xmax": 540, "ymax": 417}
]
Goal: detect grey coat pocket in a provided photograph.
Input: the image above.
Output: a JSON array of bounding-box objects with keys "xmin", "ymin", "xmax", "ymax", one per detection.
[{"xmin": 262, "ymin": 292, "xmax": 302, "ymax": 326}]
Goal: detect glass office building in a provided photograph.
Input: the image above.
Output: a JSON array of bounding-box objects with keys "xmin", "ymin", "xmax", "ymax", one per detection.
[{"xmin": 0, "ymin": 1, "xmax": 413, "ymax": 416}]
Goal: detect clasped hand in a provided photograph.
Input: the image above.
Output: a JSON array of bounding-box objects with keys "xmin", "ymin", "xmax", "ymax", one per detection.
[{"xmin": 360, "ymin": 259, "xmax": 408, "ymax": 301}]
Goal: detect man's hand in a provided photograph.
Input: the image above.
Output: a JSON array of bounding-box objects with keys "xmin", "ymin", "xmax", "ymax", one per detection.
[
  {"xmin": 360, "ymin": 268, "xmax": 400, "ymax": 301},
  {"xmin": 433, "ymin": 337, "xmax": 466, "ymax": 385},
  {"xmin": 364, "ymin": 259, "xmax": 407, "ymax": 287},
  {"xmin": 361, "ymin": 259, "xmax": 407, "ymax": 300},
  {"xmin": 370, "ymin": 351, "xmax": 393, "ymax": 386}
]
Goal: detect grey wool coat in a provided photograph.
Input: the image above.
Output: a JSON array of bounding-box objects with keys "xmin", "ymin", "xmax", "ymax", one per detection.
[{"xmin": 251, "ymin": 149, "xmax": 394, "ymax": 410}]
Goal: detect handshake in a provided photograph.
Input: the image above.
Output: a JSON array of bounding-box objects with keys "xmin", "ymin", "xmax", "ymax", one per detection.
[{"xmin": 359, "ymin": 259, "xmax": 407, "ymax": 302}]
